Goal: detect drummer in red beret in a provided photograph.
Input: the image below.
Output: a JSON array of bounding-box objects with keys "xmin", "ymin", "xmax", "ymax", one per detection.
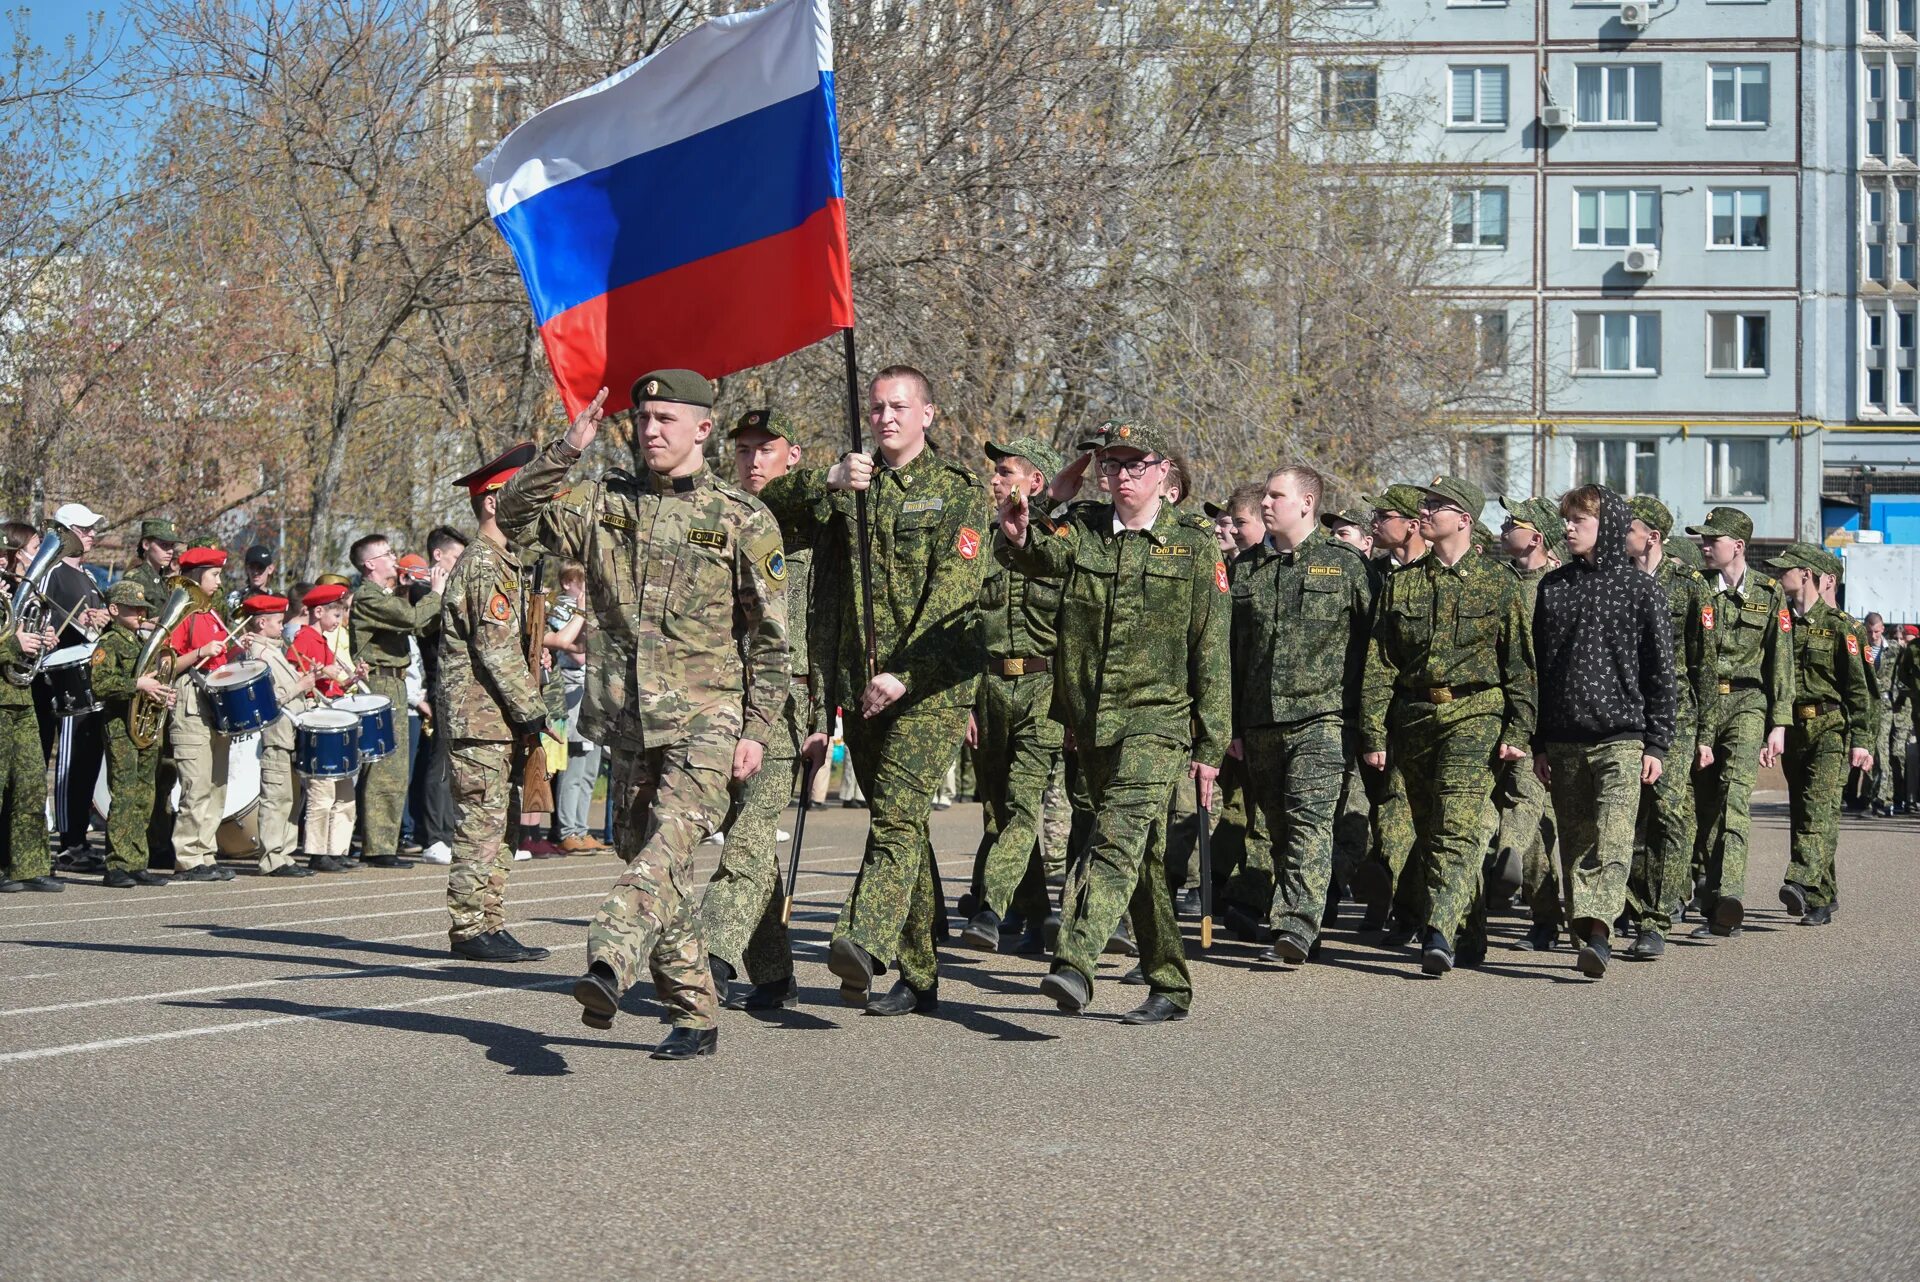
[
  {"xmin": 237, "ymin": 595, "xmax": 317, "ymax": 877},
  {"xmin": 165, "ymin": 547, "xmax": 242, "ymax": 882},
  {"xmin": 289, "ymin": 582, "xmax": 361, "ymax": 872}
]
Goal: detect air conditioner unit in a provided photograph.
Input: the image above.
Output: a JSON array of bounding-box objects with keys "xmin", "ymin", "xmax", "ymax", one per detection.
[
  {"xmin": 1619, "ymin": 1, "xmax": 1652, "ymax": 28},
  {"xmin": 1623, "ymin": 247, "xmax": 1660, "ymax": 274},
  {"xmin": 1541, "ymin": 104, "xmax": 1575, "ymax": 129}
]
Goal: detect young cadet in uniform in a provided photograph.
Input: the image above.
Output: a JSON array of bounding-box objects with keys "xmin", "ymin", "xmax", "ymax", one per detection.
[
  {"xmin": 1361, "ymin": 476, "xmax": 1534, "ymax": 975},
  {"xmin": 1864, "ymin": 613, "xmax": 1901, "ymax": 816},
  {"xmin": 1494, "ymin": 497, "xmax": 1564, "ymax": 951},
  {"xmin": 1318, "ymin": 504, "xmax": 1379, "ymax": 900},
  {"xmin": 1768, "ymin": 545, "xmax": 1873, "ymax": 926},
  {"xmin": 1620, "ymin": 497, "xmax": 1718, "ymax": 957},
  {"xmin": 700, "ymin": 409, "xmax": 817, "ymax": 1009},
  {"xmin": 439, "ymin": 443, "xmax": 552, "ymax": 964},
  {"xmin": 1687, "ymin": 506, "xmax": 1794, "ymax": 938},
  {"xmin": 348, "ymin": 532, "xmax": 448, "ymax": 868},
  {"xmin": 760, "ymin": 366, "xmax": 987, "ymax": 1017},
  {"xmin": 167, "ymin": 546, "xmax": 242, "ymax": 882},
  {"xmin": 124, "ymin": 519, "xmax": 181, "ymax": 609},
  {"xmin": 237, "ymin": 595, "xmax": 316, "ymax": 877},
  {"xmin": 1229, "ymin": 464, "xmax": 1374, "ymax": 964},
  {"xmin": 0, "ymin": 535, "xmax": 61, "ymax": 892},
  {"xmin": 499, "ymin": 370, "xmax": 788, "ymax": 1061},
  {"xmin": 959, "ymin": 436, "xmax": 1067, "ymax": 954},
  {"xmin": 999, "ymin": 421, "xmax": 1230, "ymax": 1024},
  {"xmin": 289, "ymin": 583, "xmax": 359, "ymax": 872},
  {"xmin": 90, "ymin": 582, "xmax": 174, "ymax": 886}
]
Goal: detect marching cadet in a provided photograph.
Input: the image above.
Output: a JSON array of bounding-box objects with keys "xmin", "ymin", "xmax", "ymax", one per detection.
[
  {"xmin": 1321, "ymin": 505, "xmax": 1375, "ymax": 559},
  {"xmin": 124, "ymin": 519, "xmax": 181, "ymax": 610},
  {"xmin": 699, "ymin": 409, "xmax": 818, "ymax": 1010},
  {"xmin": 1686, "ymin": 507, "xmax": 1794, "ymax": 939},
  {"xmin": 167, "ymin": 546, "xmax": 243, "ymax": 882},
  {"xmin": 289, "ymin": 583, "xmax": 359, "ymax": 872},
  {"xmin": 1622, "ymin": 497, "xmax": 1718, "ymax": 958},
  {"xmin": 348, "ymin": 532, "xmax": 448, "ymax": 868},
  {"xmin": 91, "ymin": 582, "xmax": 175, "ymax": 887},
  {"xmin": 0, "ymin": 537, "xmax": 61, "ymax": 893},
  {"xmin": 959, "ymin": 436, "xmax": 1068, "ymax": 955},
  {"xmin": 1318, "ymin": 503, "xmax": 1379, "ymax": 905},
  {"xmin": 1360, "ymin": 476, "xmax": 1534, "ymax": 975},
  {"xmin": 999, "ymin": 421, "xmax": 1230, "ymax": 1024},
  {"xmin": 1766, "ymin": 545, "xmax": 1874, "ymax": 925},
  {"xmin": 760, "ymin": 366, "xmax": 988, "ymax": 1017},
  {"xmin": 1228, "ymin": 465, "xmax": 1374, "ymax": 964},
  {"xmin": 499, "ymin": 370, "xmax": 788, "ymax": 1061},
  {"xmin": 1864, "ymin": 613, "xmax": 1902, "ymax": 815},
  {"xmin": 237, "ymin": 595, "xmax": 316, "ymax": 877},
  {"xmin": 1493, "ymin": 497, "xmax": 1562, "ymax": 951},
  {"xmin": 439, "ymin": 442, "xmax": 552, "ymax": 964}
]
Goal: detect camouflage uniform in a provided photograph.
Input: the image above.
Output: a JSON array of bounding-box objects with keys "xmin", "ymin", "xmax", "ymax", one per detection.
[
  {"xmin": 349, "ymin": 578, "xmax": 442, "ymax": 858},
  {"xmin": 1868, "ymin": 638, "xmax": 1899, "ymax": 807},
  {"xmin": 759, "ymin": 448, "xmax": 988, "ymax": 995},
  {"xmin": 1496, "ymin": 559, "xmax": 1557, "ymax": 928},
  {"xmin": 123, "ymin": 563, "xmax": 172, "ymax": 613},
  {"xmin": 0, "ymin": 629, "xmax": 51, "ymax": 880},
  {"xmin": 90, "ymin": 621, "xmax": 162, "ymax": 873},
  {"xmin": 1008, "ymin": 496, "xmax": 1231, "ymax": 1010},
  {"xmin": 1773, "ymin": 570, "xmax": 1872, "ymax": 911},
  {"xmin": 437, "ymin": 532, "xmax": 549, "ymax": 943},
  {"xmin": 1229, "ymin": 526, "xmax": 1374, "ymax": 949},
  {"xmin": 498, "ymin": 437, "xmax": 788, "ymax": 1030}
]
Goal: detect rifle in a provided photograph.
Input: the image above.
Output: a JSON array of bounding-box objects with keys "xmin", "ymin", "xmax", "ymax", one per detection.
[
  {"xmin": 781, "ymin": 756, "xmax": 821, "ymax": 925},
  {"xmin": 518, "ymin": 559, "xmax": 555, "ymax": 814},
  {"xmin": 1196, "ymin": 779, "xmax": 1214, "ymax": 951}
]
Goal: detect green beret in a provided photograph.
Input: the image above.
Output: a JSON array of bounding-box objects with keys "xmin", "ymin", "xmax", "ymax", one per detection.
[
  {"xmin": 138, "ymin": 518, "xmax": 179, "ymax": 543},
  {"xmin": 729, "ymin": 408, "xmax": 795, "ymax": 441},
  {"xmin": 1362, "ymin": 484, "xmax": 1429, "ymax": 520},
  {"xmin": 1625, "ymin": 495, "xmax": 1673, "ymax": 536},
  {"xmin": 985, "ymin": 435, "xmax": 1065, "ymax": 478},
  {"xmin": 631, "ymin": 369, "xmax": 715, "ymax": 410},
  {"xmin": 1419, "ymin": 474, "xmax": 1486, "ymax": 521},
  {"xmin": 1686, "ymin": 505, "xmax": 1754, "ymax": 542},
  {"xmin": 106, "ymin": 580, "xmax": 151, "ymax": 609}
]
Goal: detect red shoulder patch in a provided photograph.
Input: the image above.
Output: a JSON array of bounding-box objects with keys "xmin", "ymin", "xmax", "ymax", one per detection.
[
  {"xmin": 1778, "ymin": 608, "xmax": 1792, "ymax": 634},
  {"xmin": 1700, "ymin": 605, "xmax": 1714, "ymax": 631},
  {"xmin": 1846, "ymin": 632, "xmax": 1860, "ymax": 656},
  {"xmin": 488, "ymin": 591, "xmax": 512, "ymax": 622},
  {"xmin": 1215, "ymin": 561, "xmax": 1229, "ymax": 594},
  {"xmin": 956, "ymin": 527, "xmax": 981, "ymax": 560}
]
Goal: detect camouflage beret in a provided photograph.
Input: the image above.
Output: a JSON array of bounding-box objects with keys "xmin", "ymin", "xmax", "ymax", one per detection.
[
  {"xmin": 729, "ymin": 408, "xmax": 796, "ymax": 441},
  {"xmin": 985, "ymin": 435, "xmax": 1065, "ymax": 477},
  {"xmin": 631, "ymin": 369, "xmax": 715, "ymax": 409}
]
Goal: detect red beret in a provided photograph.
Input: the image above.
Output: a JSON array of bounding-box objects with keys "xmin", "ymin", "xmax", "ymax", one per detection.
[
  {"xmin": 179, "ymin": 547, "xmax": 227, "ymax": 570},
  {"xmin": 1906, "ymin": 624, "xmax": 1919, "ymax": 639},
  {"xmin": 240, "ymin": 594, "xmax": 288, "ymax": 616},
  {"xmin": 302, "ymin": 584, "xmax": 348, "ymax": 609}
]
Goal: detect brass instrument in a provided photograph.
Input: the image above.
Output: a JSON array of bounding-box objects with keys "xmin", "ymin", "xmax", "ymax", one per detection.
[
  {"xmin": 128, "ymin": 587, "xmax": 191, "ymax": 750},
  {"xmin": 2, "ymin": 525, "xmax": 85, "ymax": 686}
]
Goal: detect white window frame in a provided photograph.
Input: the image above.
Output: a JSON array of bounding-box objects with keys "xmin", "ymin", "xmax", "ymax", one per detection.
[
  {"xmin": 1447, "ymin": 65, "xmax": 1509, "ymax": 129},
  {"xmin": 1707, "ymin": 63, "xmax": 1771, "ymax": 128},
  {"xmin": 1445, "ymin": 0, "xmax": 1507, "ymax": 8},
  {"xmin": 1860, "ymin": 298, "xmax": 1920, "ymax": 416},
  {"xmin": 1573, "ymin": 311, "xmax": 1661, "ymax": 376},
  {"xmin": 1574, "ymin": 188, "xmax": 1661, "ymax": 249},
  {"xmin": 1574, "ymin": 64, "xmax": 1661, "ymax": 127},
  {"xmin": 1704, "ymin": 438, "xmax": 1770, "ymax": 502},
  {"xmin": 1707, "ymin": 312, "xmax": 1771, "ymax": 376},
  {"xmin": 1572, "ymin": 438, "xmax": 1660, "ymax": 496},
  {"xmin": 1707, "ymin": 187, "xmax": 1770, "ymax": 250},
  {"xmin": 1451, "ymin": 186, "xmax": 1509, "ymax": 250},
  {"xmin": 1320, "ymin": 65, "xmax": 1380, "ymax": 130}
]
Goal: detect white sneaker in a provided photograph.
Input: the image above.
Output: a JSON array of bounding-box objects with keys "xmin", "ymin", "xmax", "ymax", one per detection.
[
  {"xmin": 702, "ymin": 831, "xmax": 726, "ymax": 846},
  {"xmin": 777, "ymin": 828, "xmax": 791, "ymax": 842},
  {"xmin": 512, "ymin": 848, "xmax": 532, "ymax": 862},
  {"xmin": 419, "ymin": 842, "xmax": 452, "ymax": 865}
]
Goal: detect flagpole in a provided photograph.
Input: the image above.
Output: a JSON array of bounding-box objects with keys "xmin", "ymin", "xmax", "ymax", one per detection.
[{"xmin": 842, "ymin": 327, "xmax": 880, "ymax": 679}]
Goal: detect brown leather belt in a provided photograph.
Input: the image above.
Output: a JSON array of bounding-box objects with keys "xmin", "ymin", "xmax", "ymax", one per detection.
[
  {"xmin": 1793, "ymin": 700, "xmax": 1839, "ymax": 721},
  {"xmin": 1408, "ymin": 683, "xmax": 1490, "ymax": 705},
  {"xmin": 990, "ymin": 656, "xmax": 1049, "ymax": 677}
]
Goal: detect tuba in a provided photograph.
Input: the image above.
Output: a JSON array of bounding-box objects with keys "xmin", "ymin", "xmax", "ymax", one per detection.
[
  {"xmin": 128, "ymin": 586, "xmax": 191, "ymax": 749},
  {"xmin": 2, "ymin": 525, "xmax": 85, "ymax": 686}
]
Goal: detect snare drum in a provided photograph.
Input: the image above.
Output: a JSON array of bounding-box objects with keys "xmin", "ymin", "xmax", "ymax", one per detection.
[
  {"xmin": 201, "ymin": 659, "xmax": 280, "ymax": 735},
  {"xmin": 294, "ymin": 710, "xmax": 360, "ymax": 779},
  {"xmin": 335, "ymin": 694, "xmax": 396, "ymax": 762},
  {"xmin": 42, "ymin": 644, "xmax": 101, "ymax": 718}
]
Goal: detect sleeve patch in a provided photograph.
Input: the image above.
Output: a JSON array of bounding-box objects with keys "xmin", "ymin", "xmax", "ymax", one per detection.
[
  {"xmin": 91, "ymin": 649, "xmax": 107, "ymax": 667},
  {"xmin": 1779, "ymin": 608, "xmax": 1792, "ymax": 634},
  {"xmin": 1215, "ymin": 561, "xmax": 1230, "ymax": 593},
  {"xmin": 1847, "ymin": 633, "xmax": 1860, "ymax": 656},
  {"xmin": 487, "ymin": 591, "xmax": 513, "ymax": 623},
  {"xmin": 956, "ymin": 527, "xmax": 981, "ymax": 560},
  {"xmin": 1701, "ymin": 605, "xmax": 1714, "ymax": 630},
  {"xmin": 764, "ymin": 550, "xmax": 787, "ymax": 582}
]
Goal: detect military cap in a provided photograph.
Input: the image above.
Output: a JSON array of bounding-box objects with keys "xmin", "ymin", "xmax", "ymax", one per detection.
[
  {"xmin": 179, "ymin": 546, "xmax": 226, "ymax": 571},
  {"xmin": 1075, "ymin": 419, "xmax": 1122, "ymax": 451},
  {"xmin": 1816, "ymin": 547, "xmax": 1845, "ymax": 580},
  {"xmin": 1362, "ymin": 484, "xmax": 1428, "ymax": 520},
  {"xmin": 1082, "ymin": 420, "xmax": 1172, "ymax": 459},
  {"xmin": 1503, "ymin": 496, "xmax": 1562, "ymax": 538},
  {"xmin": 986, "ymin": 435, "xmax": 1065, "ymax": 477},
  {"xmin": 1202, "ymin": 499, "xmax": 1230, "ymax": 520},
  {"xmin": 1471, "ymin": 518, "xmax": 1496, "ymax": 550},
  {"xmin": 1763, "ymin": 541, "xmax": 1827, "ymax": 575},
  {"xmin": 1419, "ymin": 474, "xmax": 1486, "ymax": 520},
  {"xmin": 630, "ymin": 369, "xmax": 715, "ymax": 409},
  {"xmin": 1320, "ymin": 505, "xmax": 1371, "ymax": 532},
  {"xmin": 106, "ymin": 580, "xmax": 151, "ymax": 609},
  {"xmin": 239, "ymin": 594, "xmax": 289, "ymax": 616},
  {"xmin": 728, "ymin": 408, "xmax": 796, "ymax": 441},
  {"xmin": 453, "ymin": 442, "xmax": 537, "ymax": 496},
  {"xmin": 1626, "ymin": 495, "xmax": 1673, "ymax": 536},
  {"xmin": 138, "ymin": 519, "xmax": 180, "ymax": 544},
  {"xmin": 303, "ymin": 583, "xmax": 348, "ymax": 608},
  {"xmin": 1686, "ymin": 505, "xmax": 1754, "ymax": 542},
  {"xmin": 316, "ymin": 572, "xmax": 353, "ymax": 589},
  {"xmin": 1666, "ymin": 534, "xmax": 1705, "ymax": 570}
]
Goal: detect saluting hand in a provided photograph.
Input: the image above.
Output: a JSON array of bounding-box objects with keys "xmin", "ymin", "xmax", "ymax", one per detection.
[
  {"xmin": 566, "ymin": 386, "xmax": 610, "ymax": 452},
  {"xmin": 998, "ymin": 489, "xmax": 1030, "ymax": 547},
  {"xmin": 1048, "ymin": 451, "xmax": 1093, "ymax": 505}
]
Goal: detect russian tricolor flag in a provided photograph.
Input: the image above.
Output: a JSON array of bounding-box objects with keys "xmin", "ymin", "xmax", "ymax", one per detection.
[{"xmin": 478, "ymin": 0, "xmax": 854, "ymax": 417}]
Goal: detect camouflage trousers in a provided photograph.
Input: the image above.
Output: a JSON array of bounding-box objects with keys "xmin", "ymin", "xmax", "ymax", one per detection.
[
  {"xmin": 447, "ymin": 739, "xmax": 514, "ymax": 943},
  {"xmin": 1491, "ymin": 756, "xmax": 1556, "ymax": 914},
  {"xmin": 589, "ymin": 732, "xmax": 733, "ymax": 1030},
  {"xmin": 837, "ymin": 705, "xmax": 969, "ymax": 992},
  {"xmin": 1240, "ymin": 715, "xmax": 1346, "ymax": 946},
  {"xmin": 102, "ymin": 717, "xmax": 159, "ymax": 874},
  {"xmin": 1784, "ymin": 712, "xmax": 1847, "ymax": 909},
  {"xmin": 1394, "ymin": 707, "xmax": 1500, "ymax": 950},
  {"xmin": 1544, "ymin": 740, "xmax": 1644, "ymax": 930},
  {"xmin": 1055, "ymin": 733, "xmax": 1190, "ymax": 1009},
  {"xmin": 358, "ymin": 669, "xmax": 411, "ymax": 858},
  {"xmin": 1330, "ymin": 761, "xmax": 1370, "ymax": 891},
  {"xmin": 1693, "ymin": 693, "xmax": 1766, "ymax": 910},
  {"xmin": 699, "ymin": 720, "xmax": 801, "ymax": 986},
  {"xmin": 1629, "ymin": 722, "xmax": 1696, "ymax": 937},
  {"xmin": 967, "ymin": 671, "xmax": 1060, "ymax": 924},
  {"xmin": 0, "ymin": 704, "xmax": 50, "ymax": 880},
  {"xmin": 1870, "ymin": 703, "xmax": 1901, "ymax": 807},
  {"xmin": 1040, "ymin": 756, "xmax": 1070, "ymax": 879}
]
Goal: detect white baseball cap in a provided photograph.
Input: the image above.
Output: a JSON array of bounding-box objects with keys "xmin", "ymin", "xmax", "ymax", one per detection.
[{"xmin": 52, "ymin": 502, "xmax": 105, "ymax": 529}]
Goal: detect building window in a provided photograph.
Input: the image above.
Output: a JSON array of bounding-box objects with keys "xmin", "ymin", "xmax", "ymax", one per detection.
[
  {"xmin": 1862, "ymin": 53, "xmax": 1919, "ymax": 164},
  {"xmin": 1575, "ymin": 439, "xmax": 1659, "ymax": 496},
  {"xmin": 1574, "ymin": 311, "xmax": 1660, "ymax": 374},
  {"xmin": 1865, "ymin": 0, "xmax": 1887, "ymax": 37},
  {"xmin": 475, "ymin": 0, "xmax": 534, "ymax": 30},
  {"xmin": 1708, "ymin": 313, "xmax": 1769, "ymax": 374},
  {"xmin": 1858, "ymin": 179, "xmax": 1917, "ymax": 286},
  {"xmin": 1450, "ymin": 309, "xmax": 1510, "ymax": 370},
  {"xmin": 1451, "ymin": 187, "xmax": 1508, "ymax": 248},
  {"xmin": 467, "ymin": 81, "xmax": 524, "ymax": 144},
  {"xmin": 1449, "ymin": 66, "xmax": 1508, "ymax": 127},
  {"xmin": 1705, "ymin": 438, "xmax": 1769, "ymax": 501},
  {"xmin": 1321, "ymin": 66, "xmax": 1378, "ymax": 130},
  {"xmin": 1863, "ymin": 300, "xmax": 1920, "ymax": 414},
  {"xmin": 1576, "ymin": 188, "xmax": 1659, "ymax": 248},
  {"xmin": 1708, "ymin": 64, "xmax": 1770, "ymax": 126},
  {"xmin": 1575, "ymin": 65, "xmax": 1660, "ymax": 126},
  {"xmin": 1709, "ymin": 188, "xmax": 1769, "ymax": 248}
]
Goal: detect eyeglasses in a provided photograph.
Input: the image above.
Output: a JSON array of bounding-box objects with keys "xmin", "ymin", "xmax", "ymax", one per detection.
[
  {"xmin": 1096, "ymin": 456, "xmax": 1164, "ymax": 478},
  {"xmin": 1420, "ymin": 500, "xmax": 1466, "ymax": 518}
]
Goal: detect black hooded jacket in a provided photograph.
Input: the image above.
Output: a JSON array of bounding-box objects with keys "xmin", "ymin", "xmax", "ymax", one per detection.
[{"xmin": 1532, "ymin": 488, "xmax": 1677, "ymax": 758}]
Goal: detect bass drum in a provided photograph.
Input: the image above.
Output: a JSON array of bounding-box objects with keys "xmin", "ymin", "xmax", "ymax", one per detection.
[{"xmin": 93, "ymin": 734, "xmax": 264, "ymax": 857}]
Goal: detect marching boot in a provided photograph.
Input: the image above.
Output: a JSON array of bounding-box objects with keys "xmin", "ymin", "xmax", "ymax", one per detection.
[
  {"xmin": 1629, "ymin": 931, "xmax": 1665, "ymax": 960},
  {"xmin": 1039, "ymin": 966, "xmax": 1091, "ymax": 1013},
  {"xmin": 826, "ymin": 937, "xmax": 877, "ymax": 1007},
  {"xmin": 650, "ymin": 1026, "xmax": 718, "ymax": 1061},
  {"xmin": 1420, "ymin": 928, "xmax": 1454, "ymax": 976},
  {"xmin": 1576, "ymin": 923, "xmax": 1611, "ymax": 978},
  {"xmin": 710, "ymin": 955, "xmax": 738, "ymax": 1008},
  {"xmin": 573, "ymin": 961, "xmax": 620, "ymax": 1030},
  {"xmin": 865, "ymin": 978, "xmax": 938, "ymax": 1016},
  {"xmin": 1778, "ymin": 882, "xmax": 1809, "ymax": 920},
  {"xmin": 959, "ymin": 910, "xmax": 1001, "ymax": 952},
  {"xmin": 1119, "ymin": 995, "xmax": 1188, "ymax": 1025},
  {"xmin": 1104, "ymin": 917, "xmax": 1139, "ymax": 957},
  {"xmin": 740, "ymin": 977, "xmax": 799, "ymax": 1010}
]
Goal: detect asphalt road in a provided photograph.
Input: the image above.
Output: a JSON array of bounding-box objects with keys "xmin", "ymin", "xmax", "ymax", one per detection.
[{"xmin": 2, "ymin": 796, "xmax": 1916, "ymax": 1281}]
